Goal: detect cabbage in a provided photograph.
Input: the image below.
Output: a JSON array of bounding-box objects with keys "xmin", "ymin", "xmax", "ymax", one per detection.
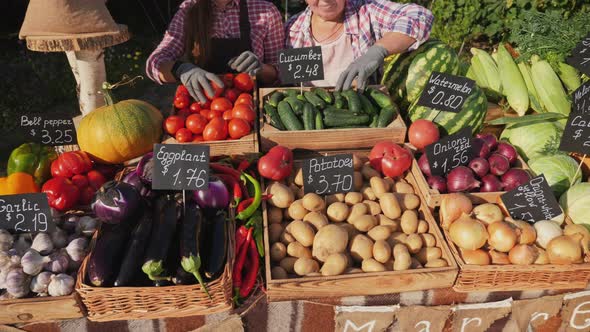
[
  {"xmin": 528, "ymin": 154, "xmax": 581, "ymax": 197},
  {"xmin": 560, "ymin": 182, "xmax": 590, "ymax": 225},
  {"xmin": 500, "ymin": 119, "xmax": 564, "ymax": 161}
]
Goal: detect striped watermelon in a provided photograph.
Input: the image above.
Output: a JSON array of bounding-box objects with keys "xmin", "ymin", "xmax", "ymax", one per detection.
[{"xmin": 407, "ymin": 84, "xmax": 488, "ymax": 136}]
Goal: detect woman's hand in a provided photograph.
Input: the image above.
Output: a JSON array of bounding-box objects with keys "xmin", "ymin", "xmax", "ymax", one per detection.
[
  {"xmin": 175, "ymin": 63, "xmax": 225, "ymax": 104},
  {"xmin": 228, "ymin": 51, "xmax": 262, "ymax": 75},
  {"xmin": 335, "ymin": 45, "xmax": 389, "ymax": 91}
]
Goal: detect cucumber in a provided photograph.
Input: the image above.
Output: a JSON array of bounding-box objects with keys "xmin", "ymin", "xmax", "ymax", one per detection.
[
  {"xmin": 315, "ymin": 110, "xmax": 324, "ymax": 129},
  {"xmin": 342, "ymin": 90, "xmax": 362, "ymax": 114},
  {"xmin": 377, "ymin": 104, "xmax": 398, "ymax": 127},
  {"xmin": 369, "ymin": 114, "xmax": 379, "ymax": 128},
  {"xmin": 268, "ymin": 91, "xmax": 285, "ymax": 107},
  {"xmin": 302, "ymin": 103, "xmax": 316, "ymax": 130},
  {"xmin": 366, "ymin": 87, "xmax": 393, "ymax": 108},
  {"xmin": 304, "ymin": 91, "xmax": 326, "ymax": 109},
  {"xmin": 284, "ymin": 89, "xmax": 299, "ymax": 98},
  {"xmin": 284, "ymin": 97, "xmax": 305, "ymax": 115},
  {"xmin": 333, "ymin": 91, "xmax": 346, "ymax": 109},
  {"xmin": 264, "ymin": 104, "xmax": 286, "ymax": 130},
  {"xmin": 312, "ymin": 88, "xmax": 333, "ymax": 103},
  {"xmin": 358, "ymin": 93, "xmax": 378, "ymax": 115},
  {"xmin": 324, "ymin": 113, "xmax": 371, "ymax": 127},
  {"xmin": 278, "ymin": 101, "xmax": 304, "ymax": 130}
]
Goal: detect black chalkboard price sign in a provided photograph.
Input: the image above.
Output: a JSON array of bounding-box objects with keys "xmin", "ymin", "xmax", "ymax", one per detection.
[
  {"xmin": 0, "ymin": 193, "xmax": 54, "ymax": 233},
  {"xmin": 302, "ymin": 154, "xmax": 354, "ymax": 195},
  {"xmin": 416, "ymin": 72, "xmax": 475, "ymax": 113},
  {"xmin": 278, "ymin": 46, "xmax": 324, "ymax": 84},
  {"xmin": 567, "ymin": 33, "xmax": 590, "ymax": 76},
  {"xmin": 20, "ymin": 113, "xmax": 77, "ymax": 146},
  {"xmin": 559, "ymin": 82, "xmax": 590, "ymax": 154},
  {"xmin": 425, "ymin": 127, "xmax": 473, "ymax": 177},
  {"xmin": 152, "ymin": 144, "xmax": 210, "ymax": 191},
  {"xmin": 500, "ymin": 175, "xmax": 562, "ymax": 223}
]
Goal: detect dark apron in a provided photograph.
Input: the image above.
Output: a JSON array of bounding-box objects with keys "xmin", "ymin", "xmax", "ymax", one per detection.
[{"xmin": 204, "ymin": 0, "xmax": 252, "ymax": 74}]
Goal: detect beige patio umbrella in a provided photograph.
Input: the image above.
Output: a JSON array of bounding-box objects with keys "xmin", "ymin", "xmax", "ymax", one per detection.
[{"xmin": 19, "ymin": 0, "xmax": 130, "ymax": 116}]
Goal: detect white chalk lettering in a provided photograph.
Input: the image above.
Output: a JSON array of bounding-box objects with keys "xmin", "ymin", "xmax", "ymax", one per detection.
[
  {"xmin": 569, "ymin": 300, "xmax": 590, "ymax": 330},
  {"xmin": 460, "ymin": 317, "xmax": 482, "ymax": 332}
]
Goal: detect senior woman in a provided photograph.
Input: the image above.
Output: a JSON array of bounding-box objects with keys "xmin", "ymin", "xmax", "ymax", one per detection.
[{"xmin": 286, "ymin": 0, "xmax": 433, "ymax": 90}]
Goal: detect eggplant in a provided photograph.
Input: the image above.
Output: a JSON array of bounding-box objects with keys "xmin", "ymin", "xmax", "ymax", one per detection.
[
  {"xmin": 86, "ymin": 223, "xmax": 132, "ymax": 287},
  {"xmin": 180, "ymin": 201, "xmax": 209, "ymax": 297},
  {"xmin": 141, "ymin": 194, "xmax": 178, "ymax": 281},
  {"xmin": 162, "ymin": 212, "xmax": 182, "ymax": 285},
  {"xmin": 92, "ymin": 181, "xmax": 141, "ymax": 224},
  {"xmin": 113, "ymin": 209, "xmax": 153, "ymax": 287},
  {"xmin": 200, "ymin": 209, "xmax": 228, "ymax": 281},
  {"xmin": 172, "ymin": 267, "xmax": 196, "ymax": 285}
]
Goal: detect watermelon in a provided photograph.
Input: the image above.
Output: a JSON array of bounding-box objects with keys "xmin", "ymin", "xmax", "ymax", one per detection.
[{"xmin": 407, "ymin": 84, "xmax": 488, "ymax": 136}]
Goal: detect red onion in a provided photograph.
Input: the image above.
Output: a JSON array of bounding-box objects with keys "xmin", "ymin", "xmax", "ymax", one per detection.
[
  {"xmin": 501, "ymin": 169, "xmax": 531, "ymax": 191},
  {"xmin": 447, "ymin": 166, "xmax": 480, "ymax": 193},
  {"xmin": 468, "ymin": 157, "xmax": 490, "ymax": 178},
  {"xmin": 488, "ymin": 153, "xmax": 510, "ymax": 176},
  {"xmin": 495, "ymin": 142, "xmax": 518, "ymax": 165},
  {"xmin": 476, "ymin": 133, "xmax": 498, "ymax": 151},
  {"xmin": 471, "ymin": 138, "xmax": 491, "ymax": 159},
  {"xmin": 418, "ymin": 154, "xmax": 432, "ymax": 177},
  {"xmin": 194, "ymin": 176, "xmax": 230, "ymax": 209},
  {"xmin": 481, "ymin": 174, "xmax": 503, "ymax": 192},
  {"xmin": 427, "ymin": 176, "xmax": 447, "ymax": 193}
]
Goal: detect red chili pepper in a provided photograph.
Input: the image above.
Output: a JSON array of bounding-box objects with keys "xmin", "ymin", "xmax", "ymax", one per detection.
[
  {"xmin": 237, "ymin": 160, "xmax": 251, "ymax": 172},
  {"xmin": 232, "ymin": 228, "xmax": 252, "ymax": 289},
  {"xmin": 235, "ymin": 226, "xmax": 249, "ymax": 254},
  {"xmin": 210, "ymin": 163, "xmax": 241, "ymax": 179},
  {"xmin": 237, "ymin": 194, "xmax": 272, "ymax": 213},
  {"xmin": 216, "ymin": 174, "xmax": 243, "ymax": 205},
  {"xmin": 240, "ymin": 238, "xmax": 260, "ymax": 298}
]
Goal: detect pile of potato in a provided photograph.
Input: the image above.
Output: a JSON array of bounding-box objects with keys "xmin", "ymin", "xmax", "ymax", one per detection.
[{"xmin": 266, "ymin": 155, "xmax": 449, "ymax": 279}]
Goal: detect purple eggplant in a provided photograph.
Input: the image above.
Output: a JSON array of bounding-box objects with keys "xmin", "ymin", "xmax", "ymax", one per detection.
[
  {"xmin": 86, "ymin": 223, "xmax": 132, "ymax": 287},
  {"xmin": 142, "ymin": 194, "xmax": 178, "ymax": 281},
  {"xmin": 92, "ymin": 181, "xmax": 141, "ymax": 224},
  {"xmin": 122, "ymin": 170, "xmax": 154, "ymax": 199},
  {"xmin": 136, "ymin": 152, "xmax": 154, "ymax": 185},
  {"xmin": 113, "ymin": 210, "xmax": 153, "ymax": 287},
  {"xmin": 193, "ymin": 177, "xmax": 229, "ymax": 209}
]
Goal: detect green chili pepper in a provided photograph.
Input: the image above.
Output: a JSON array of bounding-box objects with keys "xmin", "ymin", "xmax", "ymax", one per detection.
[
  {"xmin": 245, "ymin": 212, "xmax": 264, "ymax": 257},
  {"xmin": 236, "ymin": 173, "xmax": 261, "ymax": 220}
]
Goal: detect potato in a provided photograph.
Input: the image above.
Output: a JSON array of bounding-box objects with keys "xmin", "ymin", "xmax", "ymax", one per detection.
[
  {"xmin": 267, "ymin": 182, "xmax": 295, "ymax": 208},
  {"xmin": 347, "ymin": 203, "xmax": 369, "ymax": 223},
  {"xmin": 283, "ymin": 207, "xmax": 292, "ymax": 221},
  {"xmin": 320, "ymin": 253, "xmax": 348, "ymax": 276},
  {"xmin": 417, "ymin": 220, "xmax": 429, "ymax": 233},
  {"xmin": 395, "ymin": 193, "xmax": 420, "ymax": 211},
  {"xmin": 349, "ymin": 234, "xmax": 374, "ymax": 262},
  {"xmin": 312, "ymin": 224, "xmax": 349, "ymax": 262},
  {"xmin": 326, "ymin": 193, "xmax": 345, "ymax": 205},
  {"xmin": 425, "ymin": 258, "xmax": 448, "ymax": 268},
  {"xmin": 373, "ymin": 240, "xmax": 392, "ymax": 263},
  {"xmin": 354, "ymin": 172, "xmax": 363, "ymax": 191},
  {"xmin": 379, "ymin": 193, "xmax": 402, "ymax": 219},
  {"xmin": 416, "ymin": 247, "xmax": 442, "ymax": 264},
  {"xmin": 345, "ymin": 192, "xmax": 364, "ymax": 205},
  {"xmin": 339, "ymin": 223, "xmax": 360, "ymax": 240},
  {"xmin": 393, "ymin": 244, "xmax": 411, "ymax": 271},
  {"xmin": 288, "ymin": 200, "xmax": 308, "ymax": 220},
  {"xmin": 401, "ymin": 210, "xmax": 419, "ymax": 234},
  {"xmin": 280, "ymin": 230, "xmax": 296, "ymax": 246},
  {"xmin": 363, "ymin": 200, "xmax": 382, "ymax": 216},
  {"xmin": 327, "ymin": 202, "xmax": 350, "ymax": 222},
  {"xmin": 411, "ymin": 258, "xmax": 424, "ymax": 269},
  {"xmin": 368, "ymin": 225, "xmax": 392, "ymax": 241},
  {"xmin": 362, "ymin": 258, "xmax": 386, "ymax": 272},
  {"xmin": 361, "ymin": 163, "xmax": 380, "ymax": 180},
  {"xmin": 383, "ymin": 177, "xmax": 395, "ymax": 189},
  {"xmin": 269, "ymin": 224, "xmax": 283, "ymax": 244},
  {"xmin": 271, "ymin": 266, "xmax": 288, "ymax": 279},
  {"xmin": 370, "ymin": 177, "xmax": 390, "ymax": 198},
  {"xmin": 270, "ymin": 242, "xmax": 287, "ymax": 262},
  {"xmin": 361, "ymin": 186, "xmax": 377, "ymax": 201},
  {"xmin": 353, "ymin": 154, "xmax": 364, "ymax": 171},
  {"xmin": 268, "ymin": 207, "xmax": 283, "ymax": 224},
  {"xmin": 294, "ymin": 258, "xmax": 320, "ymax": 276},
  {"xmin": 303, "ymin": 212, "xmax": 328, "ymax": 231},
  {"xmin": 289, "ymin": 220, "xmax": 315, "ymax": 247},
  {"xmin": 420, "ymin": 233, "xmax": 436, "ymax": 247},
  {"xmin": 405, "ymin": 234, "xmax": 423, "ymax": 254},
  {"xmin": 294, "ymin": 168, "xmax": 303, "ymax": 186},
  {"xmin": 289, "ymin": 183, "xmax": 304, "ymax": 200},
  {"xmin": 345, "ymin": 268, "xmax": 363, "ymax": 274},
  {"xmin": 393, "ymin": 243, "xmax": 410, "ymax": 257},
  {"xmin": 301, "ymin": 193, "xmax": 325, "ymax": 212},
  {"xmin": 280, "ymin": 257, "xmax": 298, "ymax": 274},
  {"xmin": 352, "ymin": 215, "xmax": 377, "ymax": 232},
  {"xmin": 394, "ymin": 182, "xmax": 415, "ymax": 194},
  {"xmin": 377, "ymin": 214, "xmax": 399, "ymax": 231},
  {"xmin": 287, "ymin": 242, "xmax": 312, "ymax": 258}
]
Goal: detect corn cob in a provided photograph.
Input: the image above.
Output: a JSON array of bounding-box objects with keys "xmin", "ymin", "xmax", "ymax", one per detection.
[
  {"xmin": 496, "ymin": 44, "xmax": 529, "ymax": 116},
  {"xmin": 517, "ymin": 61, "xmax": 543, "ymax": 113},
  {"xmin": 531, "ymin": 55, "xmax": 571, "ymax": 116},
  {"xmin": 470, "ymin": 48, "xmax": 502, "ymax": 94},
  {"xmin": 557, "ymin": 62, "xmax": 582, "ymax": 93}
]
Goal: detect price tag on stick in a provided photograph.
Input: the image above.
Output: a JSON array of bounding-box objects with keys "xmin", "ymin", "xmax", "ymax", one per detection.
[
  {"xmin": 567, "ymin": 33, "xmax": 590, "ymax": 76},
  {"xmin": 278, "ymin": 46, "xmax": 324, "ymax": 84},
  {"xmin": 559, "ymin": 82, "xmax": 590, "ymax": 155},
  {"xmin": 500, "ymin": 175, "xmax": 562, "ymax": 223},
  {"xmin": 152, "ymin": 144, "xmax": 210, "ymax": 191},
  {"xmin": 425, "ymin": 127, "xmax": 473, "ymax": 177},
  {"xmin": 417, "ymin": 72, "xmax": 475, "ymax": 113},
  {"xmin": 302, "ymin": 154, "xmax": 355, "ymax": 195},
  {"xmin": 19, "ymin": 114, "xmax": 77, "ymax": 146},
  {"xmin": 0, "ymin": 193, "xmax": 54, "ymax": 233}
]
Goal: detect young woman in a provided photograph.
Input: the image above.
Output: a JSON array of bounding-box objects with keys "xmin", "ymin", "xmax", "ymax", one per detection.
[
  {"xmin": 147, "ymin": 0, "xmax": 284, "ymax": 103},
  {"xmin": 286, "ymin": 0, "xmax": 433, "ymax": 90}
]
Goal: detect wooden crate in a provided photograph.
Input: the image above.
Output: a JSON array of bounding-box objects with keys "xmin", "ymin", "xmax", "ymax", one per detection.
[
  {"xmin": 258, "ymin": 86, "xmax": 407, "ymax": 152},
  {"xmin": 263, "ymin": 168, "xmax": 458, "ymax": 302},
  {"xmin": 0, "ymin": 295, "xmax": 85, "ymax": 324}
]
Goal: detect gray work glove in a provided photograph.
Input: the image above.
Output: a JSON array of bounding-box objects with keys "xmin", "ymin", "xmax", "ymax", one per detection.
[
  {"xmin": 335, "ymin": 45, "xmax": 389, "ymax": 91},
  {"xmin": 228, "ymin": 51, "xmax": 261, "ymax": 75},
  {"xmin": 175, "ymin": 63, "xmax": 224, "ymax": 104}
]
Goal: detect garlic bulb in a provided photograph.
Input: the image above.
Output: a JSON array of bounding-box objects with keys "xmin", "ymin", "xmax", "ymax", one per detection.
[
  {"xmin": 65, "ymin": 238, "xmax": 88, "ymax": 263},
  {"xmin": 31, "ymin": 233, "xmax": 53, "ymax": 255},
  {"xmin": 48, "ymin": 273, "xmax": 74, "ymax": 297},
  {"xmin": 14, "ymin": 235, "xmax": 32, "ymax": 255},
  {"xmin": 0, "ymin": 230, "xmax": 13, "ymax": 251},
  {"xmin": 30, "ymin": 271, "xmax": 53, "ymax": 295},
  {"xmin": 6, "ymin": 268, "xmax": 31, "ymax": 298},
  {"xmin": 44, "ymin": 251, "xmax": 69, "ymax": 274},
  {"xmin": 76, "ymin": 216, "xmax": 98, "ymax": 237},
  {"xmin": 51, "ymin": 228, "xmax": 68, "ymax": 249},
  {"xmin": 21, "ymin": 249, "xmax": 49, "ymax": 275}
]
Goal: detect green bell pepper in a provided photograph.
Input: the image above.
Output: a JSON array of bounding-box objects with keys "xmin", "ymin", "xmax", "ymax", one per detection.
[{"xmin": 7, "ymin": 143, "xmax": 58, "ymax": 186}]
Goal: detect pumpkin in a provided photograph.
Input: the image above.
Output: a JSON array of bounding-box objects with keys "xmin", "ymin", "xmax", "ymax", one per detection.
[{"xmin": 77, "ymin": 82, "xmax": 163, "ymax": 164}]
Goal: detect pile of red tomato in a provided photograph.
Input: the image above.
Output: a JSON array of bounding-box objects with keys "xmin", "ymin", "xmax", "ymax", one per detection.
[{"xmin": 164, "ymin": 73, "xmax": 256, "ymax": 142}]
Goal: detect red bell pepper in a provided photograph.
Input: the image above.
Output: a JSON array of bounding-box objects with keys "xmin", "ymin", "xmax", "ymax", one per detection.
[
  {"xmin": 51, "ymin": 151, "xmax": 93, "ymax": 178},
  {"xmin": 86, "ymin": 170, "xmax": 107, "ymax": 190},
  {"xmin": 41, "ymin": 177, "xmax": 80, "ymax": 211}
]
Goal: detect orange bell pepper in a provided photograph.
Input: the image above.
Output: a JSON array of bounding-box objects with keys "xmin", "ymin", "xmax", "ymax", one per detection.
[{"xmin": 0, "ymin": 172, "xmax": 40, "ymax": 195}]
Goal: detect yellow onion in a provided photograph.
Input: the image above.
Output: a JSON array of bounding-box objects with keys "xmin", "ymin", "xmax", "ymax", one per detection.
[
  {"xmin": 489, "ymin": 250, "xmax": 510, "ymax": 265},
  {"xmin": 440, "ymin": 193, "xmax": 472, "ymax": 229},
  {"xmin": 488, "ymin": 222, "xmax": 517, "ymax": 252},
  {"xmin": 462, "ymin": 249, "xmax": 491, "ymax": 265},
  {"xmin": 546, "ymin": 235, "xmax": 583, "ymax": 264},
  {"xmin": 473, "ymin": 203, "xmax": 503, "ymax": 226},
  {"xmin": 449, "ymin": 215, "xmax": 487, "ymax": 250},
  {"xmin": 564, "ymin": 224, "xmax": 590, "ymax": 255},
  {"xmin": 508, "ymin": 244, "xmax": 538, "ymax": 265},
  {"xmin": 506, "ymin": 219, "xmax": 537, "ymax": 245},
  {"xmin": 534, "ymin": 247, "xmax": 549, "ymax": 265}
]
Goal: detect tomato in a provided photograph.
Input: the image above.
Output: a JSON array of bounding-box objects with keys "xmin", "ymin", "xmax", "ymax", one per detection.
[
  {"xmin": 86, "ymin": 170, "xmax": 107, "ymax": 190},
  {"xmin": 203, "ymin": 117, "xmax": 228, "ymax": 141},
  {"xmin": 177, "ymin": 107, "xmax": 191, "ymax": 119},
  {"xmin": 408, "ymin": 120, "xmax": 440, "ymax": 150},
  {"xmin": 233, "ymin": 73, "xmax": 254, "ymax": 92},
  {"xmin": 200, "ymin": 99, "xmax": 211, "ymax": 109},
  {"xmin": 185, "ymin": 114, "xmax": 208, "ymax": 134},
  {"xmin": 228, "ymin": 118, "xmax": 251, "ymax": 139},
  {"xmin": 205, "ymin": 81, "xmax": 224, "ymax": 100},
  {"xmin": 174, "ymin": 95, "xmax": 189, "ymax": 109},
  {"xmin": 71, "ymin": 174, "xmax": 89, "ymax": 190},
  {"xmin": 78, "ymin": 185, "xmax": 96, "ymax": 206},
  {"xmin": 189, "ymin": 102, "xmax": 201, "ymax": 113},
  {"xmin": 164, "ymin": 115, "xmax": 185, "ymax": 135},
  {"xmin": 207, "ymin": 110, "xmax": 223, "ymax": 120},
  {"xmin": 223, "ymin": 88, "xmax": 240, "ymax": 103},
  {"xmin": 175, "ymin": 128, "xmax": 193, "ymax": 143},
  {"xmin": 232, "ymin": 104, "xmax": 256, "ymax": 123},
  {"xmin": 200, "ymin": 109, "xmax": 211, "ymax": 119},
  {"xmin": 222, "ymin": 73, "xmax": 234, "ymax": 88},
  {"xmin": 258, "ymin": 146, "xmax": 293, "ymax": 181},
  {"xmin": 176, "ymin": 85, "xmax": 189, "ymax": 97},
  {"xmin": 222, "ymin": 110, "xmax": 233, "ymax": 120},
  {"xmin": 235, "ymin": 93, "xmax": 253, "ymax": 106},
  {"xmin": 211, "ymin": 97, "xmax": 233, "ymax": 112},
  {"xmin": 192, "ymin": 135, "xmax": 204, "ymax": 142},
  {"xmin": 369, "ymin": 141, "xmax": 412, "ymax": 178}
]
